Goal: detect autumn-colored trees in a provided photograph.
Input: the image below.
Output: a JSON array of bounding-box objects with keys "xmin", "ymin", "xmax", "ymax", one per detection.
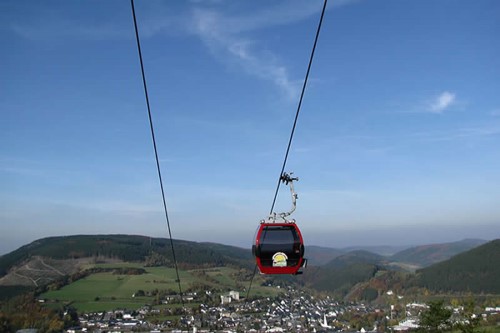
[{"xmin": 0, "ymin": 293, "xmax": 77, "ymax": 333}]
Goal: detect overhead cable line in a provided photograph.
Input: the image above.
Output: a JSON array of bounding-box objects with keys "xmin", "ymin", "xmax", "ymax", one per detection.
[
  {"xmin": 130, "ymin": 0, "xmax": 184, "ymax": 307},
  {"xmin": 246, "ymin": 0, "xmax": 328, "ymax": 300},
  {"xmin": 269, "ymin": 0, "xmax": 328, "ymax": 215}
]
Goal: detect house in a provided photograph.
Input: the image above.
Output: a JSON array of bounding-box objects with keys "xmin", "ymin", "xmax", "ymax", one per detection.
[
  {"xmin": 221, "ymin": 295, "xmax": 232, "ymax": 304},
  {"xmin": 229, "ymin": 291, "xmax": 240, "ymax": 300},
  {"xmin": 220, "ymin": 290, "xmax": 240, "ymax": 304}
]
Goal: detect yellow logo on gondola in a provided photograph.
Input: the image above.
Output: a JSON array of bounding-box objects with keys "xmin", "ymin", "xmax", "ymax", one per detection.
[{"xmin": 272, "ymin": 252, "xmax": 288, "ymax": 267}]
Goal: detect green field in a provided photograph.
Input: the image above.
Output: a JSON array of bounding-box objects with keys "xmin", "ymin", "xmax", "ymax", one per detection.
[{"xmin": 41, "ymin": 264, "xmax": 281, "ymax": 312}]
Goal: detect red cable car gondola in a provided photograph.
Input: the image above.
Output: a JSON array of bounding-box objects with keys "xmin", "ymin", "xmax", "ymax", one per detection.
[
  {"xmin": 253, "ymin": 222, "xmax": 306, "ymax": 275},
  {"xmin": 252, "ymin": 172, "xmax": 307, "ymax": 275}
]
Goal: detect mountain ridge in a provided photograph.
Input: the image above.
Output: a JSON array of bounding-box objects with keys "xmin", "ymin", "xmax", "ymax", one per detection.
[
  {"xmin": 415, "ymin": 239, "xmax": 500, "ymax": 293},
  {"xmin": 389, "ymin": 238, "xmax": 487, "ymax": 267},
  {"xmin": 0, "ymin": 235, "xmax": 498, "ymax": 301},
  {"xmin": 1, "ymin": 235, "xmax": 490, "ymax": 277},
  {"xmin": 0, "ymin": 234, "xmax": 253, "ymax": 278}
]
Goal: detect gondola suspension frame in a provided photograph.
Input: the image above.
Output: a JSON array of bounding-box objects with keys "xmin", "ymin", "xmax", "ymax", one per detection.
[{"xmin": 253, "ymin": 173, "xmax": 307, "ymax": 275}]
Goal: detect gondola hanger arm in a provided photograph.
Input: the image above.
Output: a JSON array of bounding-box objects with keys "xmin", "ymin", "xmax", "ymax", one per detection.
[{"xmin": 265, "ymin": 172, "xmax": 299, "ymax": 223}]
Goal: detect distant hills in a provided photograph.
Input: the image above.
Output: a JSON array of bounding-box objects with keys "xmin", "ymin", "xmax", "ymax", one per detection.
[
  {"xmin": 1, "ymin": 235, "xmax": 498, "ymax": 301},
  {"xmin": 300, "ymin": 251, "xmax": 387, "ymax": 296},
  {"xmin": 296, "ymin": 239, "xmax": 499, "ymax": 298},
  {"xmin": 299, "ymin": 250, "xmax": 408, "ymax": 297},
  {"xmin": 303, "ymin": 245, "xmax": 344, "ymax": 266},
  {"xmin": 302, "ymin": 250, "xmax": 386, "ymax": 296},
  {"xmin": 304, "ymin": 239, "xmax": 486, "ymax": 268},
  {"xmin": 415, "ymin": 239, "xmax": 500, "ymax": 293},
  {"xmin": 0, "ymin": 235, "xmax": 253, "ymax": 280},
  {"xmin": 1, "ymin": 236, "xmax": 487, "ymax": 275},
  {"xmin": 389, "ymin": 238, "xmax": 487, "ymax": 267},
  {"xmin": 342, "ymin": 245, "xmax": 409, "ymax": 256},
  {"xmin": 325, "ymin": 250, "xmax": 386, "ymax": 269}
]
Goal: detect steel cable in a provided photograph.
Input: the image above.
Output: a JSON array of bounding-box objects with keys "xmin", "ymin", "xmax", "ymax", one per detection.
[
  {"xmin": 130, "ymin": 0, "xmax": 184, "ymax": 308},
  {"xmin": 246, "ymin": 0, "xmax": 328, "ymax": 300}
]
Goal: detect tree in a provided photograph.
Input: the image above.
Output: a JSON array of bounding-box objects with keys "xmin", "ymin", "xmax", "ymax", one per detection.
[
  {"xmin": 454, "ymin": 300, "xmax": 480, "ymax": 333},
  {"xmin": 45, "ymin": 317, "xmax": 64, "ymax": 333},
  {"xmin": 418, "ymin": 300, "xmax": 452, "ymax": 333},
  {"xmin": 363, "ymin": 288, "xmax": 379, "ymax": 301},
  {"xmin": 63, "ymin": 307, "xmax": 79, "ymax": 328},
  {"xmin": 0, "ymin": 312, "xmax": 13, "ymax": 333}
]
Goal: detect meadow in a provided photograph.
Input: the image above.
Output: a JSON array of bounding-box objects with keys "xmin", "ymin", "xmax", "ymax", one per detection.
[{"xmin": 41, "ymin": 264, "xmax": 281, "ymax": 312}]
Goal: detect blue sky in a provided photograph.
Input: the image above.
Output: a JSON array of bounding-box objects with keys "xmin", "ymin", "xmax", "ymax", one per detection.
[{"xmin": 1, "ymin": 0, "xmax": 499, "ymax": 254}]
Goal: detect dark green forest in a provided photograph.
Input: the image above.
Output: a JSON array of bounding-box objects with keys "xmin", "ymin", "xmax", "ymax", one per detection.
[
  {"xmin": 1, "ymin": 236, "xmax": 499, "ymax": 300},
  {"xmin": 0, "ymin": 234, "xmax": 253, "ymax": 277},
  {"xmin": 416, "ymin": 239, "xmax": 500, "ymax": 293}
]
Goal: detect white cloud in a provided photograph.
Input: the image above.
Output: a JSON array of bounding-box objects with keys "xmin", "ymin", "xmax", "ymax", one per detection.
[
  {"xmin": 171, "ymin": 1, "xmax": 358, "ymax": 99},
  {"xmin": 188, "ymin": 7, "xmax": 303, "ymax": 100},
  {"xmin": 430, "ymin": 91, "xmax": 456, "ymax": 113},
  {"xmin": 7, "ymin": 1, "xmax": 358, "ymax": 99}
]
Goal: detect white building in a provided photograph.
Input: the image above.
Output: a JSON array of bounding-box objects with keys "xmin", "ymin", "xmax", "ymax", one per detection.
[
  {"xmin": 221, "ymin": 291, "xmax": 240, "ymax": 304},
  {"xmin": 221, "ymin": 295, "xmax": 232, "ymax": 304},
  {"xmin": 229, "ymin": 291, "xmax": 240, "ymax": 301}
]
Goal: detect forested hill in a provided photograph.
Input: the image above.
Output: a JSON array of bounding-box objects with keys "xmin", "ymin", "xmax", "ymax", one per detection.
[
  {"xmin": 324, "ymin": 250, "xmax": 386, "ymax": 269},
  {"xmin": 415, "ymin": 239, "xmax": 500, "ymax": 293},
  {"xmin": 299, "ymin": 250, "xmax": 388, "ymax": 296},
  {"xmin": 0, "ymin": 234, "xmax": 252, "ymax": 277},
  {"xmin": 1, "ymin": 235, "xmax": 497, "ymax": 299},
  {"xmin": 390, "ymin": 238, "xmax": 487, "ymax": 267}
]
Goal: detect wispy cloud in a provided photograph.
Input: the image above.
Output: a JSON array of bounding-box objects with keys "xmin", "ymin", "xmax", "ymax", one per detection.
[
  {"xmin": 391, "ymin": 91, "xmax": 459, "ymax": 115},
  {"xmin": 7, "ymin": 1, "xmax": 359, "ymax": 98},
  {"xmin": 429, "ymin": 91, "xmax": 456, "ymax": 113},
  {"xmin": 186, "ymin": 5, "xmax": 316, "ymax": 100},
  {"xmin": 154, "ymin": 0, "xmax": 358, "ymax": 99}
]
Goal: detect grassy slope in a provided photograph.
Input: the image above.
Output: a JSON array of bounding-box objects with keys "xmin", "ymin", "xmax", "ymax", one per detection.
[{"xmin": 40, "ymin": 264, "xmax": 281, "ymax": 312}]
